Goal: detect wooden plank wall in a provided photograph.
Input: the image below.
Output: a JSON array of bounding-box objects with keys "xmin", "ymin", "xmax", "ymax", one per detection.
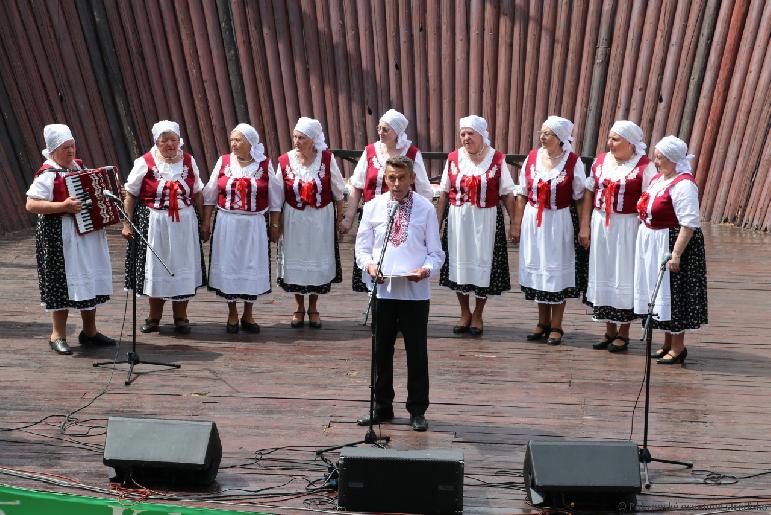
[{"xmin": 0, "ymin": 0, "xmax": 769, "ymax": 234}]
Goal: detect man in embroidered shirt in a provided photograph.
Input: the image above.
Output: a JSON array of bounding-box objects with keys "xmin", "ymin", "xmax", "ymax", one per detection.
[{"xmin": 354, "ymin": 156, "xmax": 445, "ymax": 431}]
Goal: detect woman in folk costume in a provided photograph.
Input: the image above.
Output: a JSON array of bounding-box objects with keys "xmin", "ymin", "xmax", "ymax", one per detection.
[
  {"xmin": 271, "ymin": 117, "xmax": 344, "ymax": 329},
  {"xmin": 340, "ymin": 109, "xmax": 434, "ymax": 292},
  {"xmin": 202, "ymin": 124, "xmax": 283, "ymax": 334},
  {"xmin": 122, "ymin": 120, "xmax": 206, "ymax": 335},
  {"xmin": 580, "ymin": 121, "xmax": 657, "ymax": 352},
  {"xmin": 26, "ymin": 124, "xmax": 114, "ymax": 355},
  {"xmin": 437, "ymin": 115, "xmax": 518, "ymax": 336},
  {"xmin": 634, "ymin": 136, "xmax": 707, "ymax": 366},
  {"xmin": 511, "ymin": 116, "xmax": 588, "ymax": 345}
]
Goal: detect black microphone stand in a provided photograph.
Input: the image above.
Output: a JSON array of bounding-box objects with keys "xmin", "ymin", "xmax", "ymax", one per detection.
[
  {"xmin": 638, "ymin": 256, "xmax": 692, "ymax": 488},
  {"xmin": 315, "ymin": 204, "xmax": 398, "ymax": 457},
  {"xmin": 93, "ymin": 194, "xmax": 180, "ymax": 385}
]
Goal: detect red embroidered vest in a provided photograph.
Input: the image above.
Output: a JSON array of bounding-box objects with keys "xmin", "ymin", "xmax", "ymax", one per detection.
[
  {"xmin": 277, "ymin": 150, "xmax": 334, "ymax": 210},
  {"xmin": 446, "ymin": 149, "xmax": 505, "ymax": 208},
  {"xmin": 362, "ymin": 144, "xmax": 419, "ymax": 202},
  {"xmin": 591, "ymin": 153, "xmax": 650, "ymax": 226},
  {"xmin": 637, "ymin": 173, "xmax": 696, "ymax": 229},
  {"xmin": 523, "ymin": 149, "xmax": 578, "ymax": 227},
  {"xmin": 139, "ymin": 152, "xmax": 197, "ymax": 222},
  {"xmin": 34, "ymin": 159, "xmax": 85, "ymax": 202},
  {"xmin": 215, "ymin": 154, "xmax": 270, "ymax": 212}
]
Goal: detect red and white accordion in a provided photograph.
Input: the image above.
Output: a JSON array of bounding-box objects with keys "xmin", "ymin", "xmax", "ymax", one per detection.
[{"xmin": 64, "ymin": 166, "xmax": 123, "ymax": 235}]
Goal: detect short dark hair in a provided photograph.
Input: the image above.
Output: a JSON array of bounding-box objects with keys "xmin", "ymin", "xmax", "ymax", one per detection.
[{"xmin": 385, "ymin": 155, "xmax": 414, "ymax": 173}]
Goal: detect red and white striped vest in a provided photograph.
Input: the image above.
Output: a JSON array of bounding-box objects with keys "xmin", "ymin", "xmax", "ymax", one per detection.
[
  {"xmin": 362, "ymin": 144, "xmax": 419, "ymax": 202},
  {"xmin": 215, "ymin": 154, "xmax": 270, "ymax": 212},
  {"xmin": 446, "ymin": 149, "xmax": 505, "ymax": 208},
  {"xmin": 277, "ymin": 150, "xmax": 334, "ymax": 210}
]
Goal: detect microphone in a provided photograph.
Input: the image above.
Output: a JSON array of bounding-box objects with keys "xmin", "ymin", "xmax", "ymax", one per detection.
[
  {"xmin": 103, "ymin": 189, "xmax": 120, "ymax": 201},
  {"xmin": 388, "ymin": 202, "xmax": 399, "ymax": 219},
  {"xmin": 661, "ymin": 252, "xmax": 672, "ymax": 267}
]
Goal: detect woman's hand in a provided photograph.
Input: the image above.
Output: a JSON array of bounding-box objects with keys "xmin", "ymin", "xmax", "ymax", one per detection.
[
  {"xmin": 121, "ymin": 223, "xmax": 133, "ymax": 240},
  {"xmin": 578, "ymin": 227, "xmax": 590, "ymax": 249},
  {"xmin": 62, "ymin": 196, "xmax": 82, "ymax": 214},
  {"xmin": 339, "ymin": 217, "xmax": 353, "ymax": 234},
  {"xmin": 508, "ymin": 224, "xmax": 520, "ymax": 244},
  {"xmin": 669, "ymin": 254, "xmax": 681, "ymax": 273}
]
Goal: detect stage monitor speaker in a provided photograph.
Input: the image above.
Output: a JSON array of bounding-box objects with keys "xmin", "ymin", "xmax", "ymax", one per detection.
[
  {"xmin": 523, "ymin": 440, "xmax": 641, "ymax": 510},
  {"xmin": 337, "ymin": 447, "xmax": 463, "ymax": 514},
  {"xmin": 103, "ymin": 416, "xmax": 222, "ymax": 486}
]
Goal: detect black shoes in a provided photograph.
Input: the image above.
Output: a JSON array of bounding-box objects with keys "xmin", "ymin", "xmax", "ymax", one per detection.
[
  {"xmin": 78, "ymin": 331, "xmax": 115, "ymax": 346},
  {"xmin": 592, "ymin": 332, "xmax": 614, "ymax": 350},
  {"xmin": 49, "ymin": 338, "xmax": 72, "ymax": 355},
  {"xmin": 452, "ymin": 324, "xmax": 469, "ymax": 334},
  {"xmin": 410, "ymin": 415, "xmax": 428, "ymax": 432},
  {"xmin": 226, "ymin": 322, "xmax": 239, "ymax": 334},
  {"xmin": 526, "ymin": 323, "xmax": 550, "ymax": 341},
  {"xmin": 356, "ymin": 410, "xmax": 395, "ymax": 426},
  {"xmin": 546, "ymin": 327, "xmax": 564, "ymax": 345},
  {"xmin": 240, "ymin": 318, "xmax": 260, "ymax": 333},
  {"xmin": 657, "ymin": 347, "xmax": 687, "ymax": 366},
  {"xmin": 307, "ymin": 311, "xmax": 322, "ymax": 329},
  {"xmin": 141, "ymin": 318, "xmax": 160, "ymax": 333},
  {"xmin": 607, "ymin": 335, "xmax": 630, "ymax": 353},
  {"xmin": 468, "ymin": 326, "xmax": 483, "ymax": 336},
  {"xmin": 174, "ymin": 318, "xmax": 191, "ymax": 334}
]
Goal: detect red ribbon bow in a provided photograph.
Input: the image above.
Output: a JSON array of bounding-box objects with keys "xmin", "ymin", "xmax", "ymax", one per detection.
[
  {"xmin": 167, "ymin": 181, "xmax": 181, "ymax": 223},
  {"xmin": 636, "ymin": 192, "xmax": 650, "ymax": 221},
  {"xmin": 603, "ymin": 181, "xmax": 618, "ymax": 227},
  {"xmin": 235, "ymin": 177, "xmax": 250, "ymax": 210},
  {"xmin": 466, "ymin": 175, "xmax": 482, "ymax": 206},
  {"xmin": 300, "ymin": 179, "xmax": 316, "ymax": 207},
  {"xmin": 536, "ymin": 181, "xmax": 549, "ymax": 228}
]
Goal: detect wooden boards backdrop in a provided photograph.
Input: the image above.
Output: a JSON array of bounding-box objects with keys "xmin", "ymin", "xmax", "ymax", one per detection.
[{"xmin": 0, "ymin": 0, "xmax": 769, "ymax": 235}]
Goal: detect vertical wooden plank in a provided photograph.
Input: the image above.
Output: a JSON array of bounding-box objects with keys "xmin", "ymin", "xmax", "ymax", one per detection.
[
  {"xmin": 385, "ymin": 2, "xmax": 403, "ymax": 109},
  {"xmin": 533, "ymin": 0, "xmax": 557, "ymax": 135},
  {"xmin": 548, "ymin": 0, "xmax": 571, "ymax": 117},
  {"xmin": 358, "ymin": 0, "xmax": 380, "ymax": 143},
  {"xmin": 371, "ymin": 0, "xmax": 389, "ymax": 116},
  {"xmin": 286, "ymin": 0, "xmax": 314, "ymax": 117},
  {"xmin": 571, "ymin": 0, "xmax": 602, "ymax": 155},
  {"xmin": 203, "ymin": 0, "xmax": 239, "ymax": 130},
  {"xmin": 398, "ymin": 0, "xmax": 417, "ymax": 136},
  {"xmin": 300, "ymin": 1, "xmax": 328, "ymax": 127},
  {"xmin": 230, "ymin": 0, "xmax": 262, "ymax": 126},
  {"xmin": 649, "ymin": 0, "xmax": 691, "ymax": 147},
  {"xmin": 467, "ymin": 0, "xmax": 485, "ymax": 116},
  {"xmin": 581, "ymin": 0, "xmax": 615, "ymax": 157},
  {"xmin": 693, "ymin": 0, "xmax": 750, "ymax": 193},
  {"xmin": 678, "ymin": 0, "xmax": 721, "ymax": 142},
  {"xmin": 0, "ymin": 65, "xmax": 34, "ymax": 190},
  {"xmin": 614, "ymin": 0, "xmax": 647, "ymax": 120},
  {"xmin": 441, "ymin": 0, "xmax": 456, "ymax": 150},
  {"xmin": 454, "ymin": 0, "xmax": 469, "ymax": 124},
  {"xmin": 130, "ymin": 0, "xmax": 168, "ymax": 128},
  {"xmin": 597, "ymin": 0, "xmax": 632, "ymax": 146},
  {"xmin": 560, "ymin": 0, "xmax": 587, "ymax": 121},
  {"xmin": 495, "ymin": 0, "xmax": 515, "ymax": 149},
  {"xmin": 257, "ymin": 0, "xmax": 291, "ymax": 152},
  {"xmin": 314, "ymin": 1, "xmax": 342, "ymax": 150},
  {"xmin": 329, "ymin": 0, "xmax": 354, "ymax": 155},
  {"xmin": 343, "ymin": 0, "xmax": 367, "ymax": 150},
  {"xmin": 412, "ymin": 0, "xmax": 430, "ymax": 156},
  {"xmin": 706, "ymin": 0, "xmax": 769, "ymax": 222},
  {"xmin": 664, "ymin": 0, "xmax": 706, "ymax": 136},
  {"xmin": 745, "ymin": 128, "xmax": 771, "ymax": 229},
  {"xmin": 216, "ymin": 0, "xmax": 249, "ymax": 123},
  {"xmin": 427, "ymin": 0, "xmax": 443, "ymax": 156},
  {"xmin": 519, "ymin": 0, "xmax": 542, "ymax": 150},
  {"xmin": 270, "ymin": 0, "xmax": 301, "ymax": 138},
  {"xmin": 639, "ymin": 0, "xmax": 676, "ymax": 143},
  {"xmin": 627, "ymin": 0, "xmax": 663, "ymax": 122},
  {"xmin": 508, "ymin": 0, "xmax": 529, "ymax": 152},
  {"xmin": 481, "ymin": 0, "xmax": 499, "ymax": 136}
]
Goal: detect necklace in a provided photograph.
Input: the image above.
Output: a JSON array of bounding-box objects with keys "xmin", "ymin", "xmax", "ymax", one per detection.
[{"xmin": 547, "ymin": 149, "xmax": 564, "ymax": 159}]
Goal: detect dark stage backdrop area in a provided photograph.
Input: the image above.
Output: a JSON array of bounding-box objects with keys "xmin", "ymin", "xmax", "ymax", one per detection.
[{"xmin": 0, "ymin": 0, "xmax": 769, "ymax": 235}]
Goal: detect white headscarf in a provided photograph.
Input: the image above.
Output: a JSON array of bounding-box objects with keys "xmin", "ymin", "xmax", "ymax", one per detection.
[
  {"xmin": 41, "ymin": 124, "xmax": 74, "ymax": 159},
  {"xmin": 543, "ymin": 116, "xmax": 574, "ymax": 153},
  {"xmin": 379, "ymin": 109, "xmax": 411, "ymax": 150},
  {"xmin": 151, "ymin": 120, "xmax": 185, "ymax": 148},
  {"xmin": 459, "ymin": 115, "xmax": 491, "ymax": 146},
  {"xmin": 294, "ymin": 117, "xmax": 328, "ymax": 152},
  {"xmin": 610, "ymin": 120, "xmax": 646, "ymax": 156},
  {"xmin": 655, "ymin": 135, "xmax": 695, "ymax": 174},
  {"xmin": 232, "ymin": 123, "xmax": 266, "ymax": 164}
]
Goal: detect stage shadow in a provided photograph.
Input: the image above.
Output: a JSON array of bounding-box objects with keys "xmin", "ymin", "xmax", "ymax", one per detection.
[
  {"xmin": 0, "ymin": 320, "xmax": 53, "ymax": 338},
  {"xmin": 70, "ymin": 340, "xmax": 222, "ymax": 363}
]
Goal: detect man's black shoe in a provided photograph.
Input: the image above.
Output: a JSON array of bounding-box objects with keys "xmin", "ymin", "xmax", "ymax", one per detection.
[
  {"xmin": 410, "ymin": 415, "xmax": 428, "ymax": 432},
  {"xmin": 78, "ymin": 331, "xmax": 116, "ymax": 346},
  {"xmin": 49, "ymin": 338, "xmax": 72, "ymax": 355},
  {"xmin": 356, "ymin": 410, "xmax": 395, "ymax": 426}
]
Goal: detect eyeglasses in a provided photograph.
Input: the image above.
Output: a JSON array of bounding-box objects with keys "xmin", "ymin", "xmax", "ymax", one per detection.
[
  {"xmin": 377, "ymin": 126, "xmax": 392, "ymax": 133},
  {"xmin": 538, "ymin": 130, "xmax": 556, "ymax": 138}
]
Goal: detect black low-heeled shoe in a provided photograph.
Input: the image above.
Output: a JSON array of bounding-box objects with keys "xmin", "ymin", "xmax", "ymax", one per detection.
[
  {"xmin": 607, "ymin": 335, "xmax": 630, "ymax": 353},
  {"xmin": 650, "ymin": 347, "xmax": 670, "ymax": 359},
  {"xmin": 469, "ymin": 326, "xmax": 483, "ymax": 336},
  {"xmin": 240, "ymin": 318, "xmax": 260, "ymax": 333},
  {"xmin": 452, "ymin": 324, "xmax": 470, "ymax": 334},
  {"xmin": 225, "ymin": 321, "xmax": 240, "ymax": 334},
  {"xmin": 49, "ymin": 338, "xmax": 72, "ymax": 355},
  {"xmin": 140, "ymin": 318, "xmax": 160, "ymax": 333},
  {"xmin": 592, "ymin": 333, "xmax": 614, "ymax": 350},
  {"xmin": 174, "ymin": 317, "xmax": 191, "ymax": 335},
  {"xmin": 657, "ymin": 348, "xmax": 687, "ymax": 366},
  {"xmin": 526, "ymin": 323, "xmax": 550, "ymax": 341},
  {"xmin": 546, "ymin": 327, "xmax": 564, "ymax": 345}
]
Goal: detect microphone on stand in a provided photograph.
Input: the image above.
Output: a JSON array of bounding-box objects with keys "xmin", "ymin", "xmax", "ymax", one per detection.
[
  {"xmin": 103, "ymin": 189, "xmax": 120, "ymax": 201},
  {"xmin": 388, "ymin": 202, "xmax": 399, "ymax": 220}
]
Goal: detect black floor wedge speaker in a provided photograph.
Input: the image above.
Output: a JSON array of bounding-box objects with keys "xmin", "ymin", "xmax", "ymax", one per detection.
[
  {"xmin": 338, "ymin": 447, "xmax": 464, "ymax": 514},
  {"xmin": 523, "ymin": 440, "xmax": 641, "ymax": 510},
  {"xmin": 103, "ymin": 416, "xmax": 222, "ymax": 486}
]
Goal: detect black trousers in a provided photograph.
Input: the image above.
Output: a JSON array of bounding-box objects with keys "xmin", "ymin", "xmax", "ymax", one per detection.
[{"xmin": 373, "ymin": 298, "xmax": 430, "ymax": 416}]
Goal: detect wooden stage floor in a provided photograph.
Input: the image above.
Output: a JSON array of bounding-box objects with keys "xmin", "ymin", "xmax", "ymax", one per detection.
[{"xmin": 1, "ymin": 223, "xmax": 771, "ymax": 514}]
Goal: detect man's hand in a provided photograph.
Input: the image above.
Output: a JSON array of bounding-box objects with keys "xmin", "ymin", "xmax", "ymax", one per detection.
[
  {"xmin": 407, "ymin": 268, "xmax": 429, "ymax": 282},
  {"xmin": 367, "ymin": 263, "xmax": 384, "ymax": 283}
]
